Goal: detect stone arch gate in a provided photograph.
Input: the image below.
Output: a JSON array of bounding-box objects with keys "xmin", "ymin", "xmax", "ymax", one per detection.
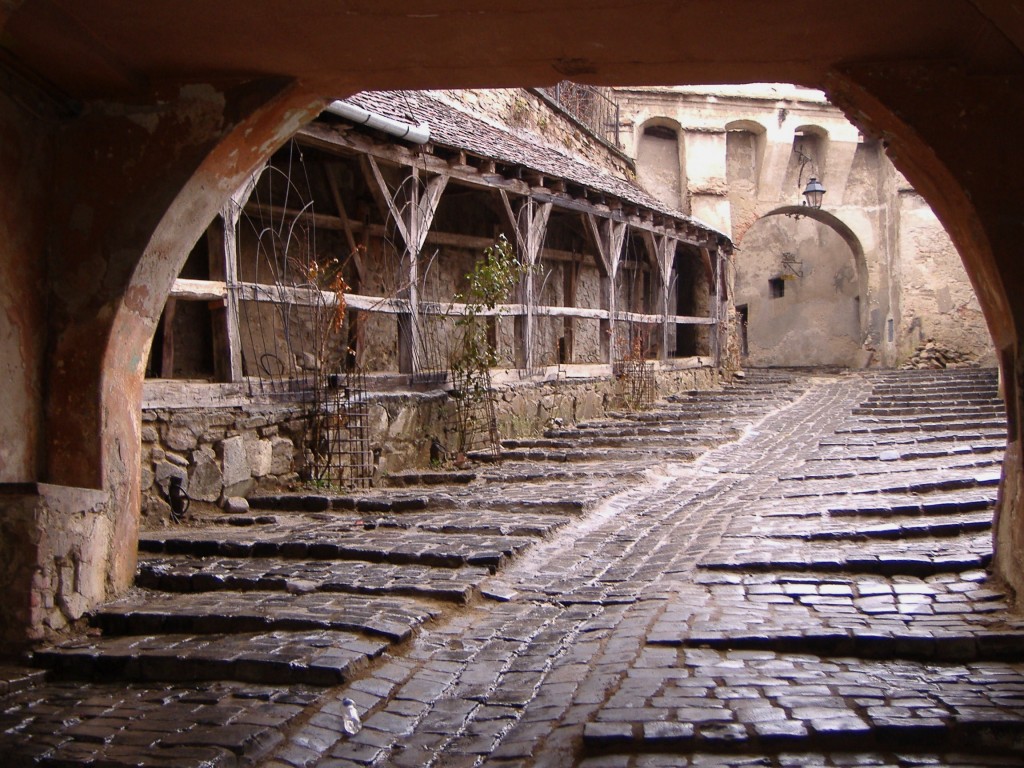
[
  {"xmin": 735, "ymin": 205, "xmax": 872, "ymax": 367},
  {"xmin": 2, "ymin": 2, "xmax": 1024, "ymax": 649}
]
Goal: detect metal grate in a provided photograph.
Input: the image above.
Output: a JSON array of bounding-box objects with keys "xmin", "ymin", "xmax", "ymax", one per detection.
[
  {"xmin": 540, "ymin": 82, "xmax": 621, "ymax": 148},
  {"xmin": 309, "ymin": 365, "xmax": 373, "ymax": 489}
]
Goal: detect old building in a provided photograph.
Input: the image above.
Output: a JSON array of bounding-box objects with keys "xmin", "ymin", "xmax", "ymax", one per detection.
[
  {"xmin": 614, "ymin": 84, "xmax": 994, "ymax": 369},
  {"xmin": 2, "ymin": 3, "xmax": 1024, "ymax": 658},
  {"xmin": 128, "ymin": 88, "xmax": 733, "ymax": 574}
]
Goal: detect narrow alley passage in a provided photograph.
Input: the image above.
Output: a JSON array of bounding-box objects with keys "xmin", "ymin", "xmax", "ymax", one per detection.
[{"xmin": 3, "ymin": 369, "xmax": 1022, "ymax": 767}]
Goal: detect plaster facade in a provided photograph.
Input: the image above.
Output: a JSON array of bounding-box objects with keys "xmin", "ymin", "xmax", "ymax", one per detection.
[{"xmin": 615, "ymin": 85, "xmax": 995, "ymax": 369}]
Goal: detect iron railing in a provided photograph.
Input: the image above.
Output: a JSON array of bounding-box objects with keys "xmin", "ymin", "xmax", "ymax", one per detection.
[{"xmin": 540, "ymin": 82, "xmax": 621, "ymax": 148}]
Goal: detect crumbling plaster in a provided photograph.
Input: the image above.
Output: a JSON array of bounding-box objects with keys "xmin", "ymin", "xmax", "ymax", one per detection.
[{"xmin": 615, "ymin": 84, "xmax": 994, "ymax": 369}]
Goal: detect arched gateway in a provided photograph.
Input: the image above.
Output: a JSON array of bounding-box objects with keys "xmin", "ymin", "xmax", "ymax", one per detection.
[{"xmin": 1, "ymin": 2, "xmax": 1023, "ymax": 649}]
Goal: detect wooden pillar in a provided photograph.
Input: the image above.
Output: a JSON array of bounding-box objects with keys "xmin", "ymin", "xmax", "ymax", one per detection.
[
  {"xmin": 365, "ymin": 157, "xmax": 448, "ymax": 375},
  {"xmin": 585, "ymin": 214, "xmax": 626, "ymax": 364},
  {"xmin": 502, "ymin": 193, "xmax": 551, "ymax": 371}
]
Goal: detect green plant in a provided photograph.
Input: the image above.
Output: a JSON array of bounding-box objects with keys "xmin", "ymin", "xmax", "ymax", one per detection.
[{"xmin": 448, "ymin": 235, "xmax": 526, "ymax": 454}]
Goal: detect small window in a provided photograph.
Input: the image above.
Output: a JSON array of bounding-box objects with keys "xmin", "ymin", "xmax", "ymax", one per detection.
[
  {"xmin": 887, "ymin": 318, "xmax": 895, "ymax": 342},
  {"xmin": 769, "ymin": 278, "xmax": 785, "ymax": 299}
]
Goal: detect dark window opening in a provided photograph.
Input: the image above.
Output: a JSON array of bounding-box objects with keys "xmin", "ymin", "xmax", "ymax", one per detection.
[
  {"xmin": 737, "ymin": 304, "xmax": 749, "ymax": 357},
  {"xmin": 769, "ymin": 278, "xmax": 785, "ymax": 298}
]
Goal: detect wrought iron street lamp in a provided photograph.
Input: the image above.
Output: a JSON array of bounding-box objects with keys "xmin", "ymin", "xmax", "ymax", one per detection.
[{"xmin": 802, "ymin": 176, "xmax": 826, "ymax": 209}]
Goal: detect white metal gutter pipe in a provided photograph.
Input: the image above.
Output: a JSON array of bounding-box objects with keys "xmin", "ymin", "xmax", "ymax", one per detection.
[{"xmin": 324, "ymin": 100, "xmax": 430, "ymax": 144}]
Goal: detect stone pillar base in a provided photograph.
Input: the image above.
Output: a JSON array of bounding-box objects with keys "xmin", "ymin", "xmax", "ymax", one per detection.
[{"xmin": 0, "ymin": 483, "xmax": 110, "ymax": 655}]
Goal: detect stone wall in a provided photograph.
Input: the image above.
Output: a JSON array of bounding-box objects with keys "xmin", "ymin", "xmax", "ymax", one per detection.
[{"xmin": 140, "ymin": 363, "xmax": 719, "ymax": 523}]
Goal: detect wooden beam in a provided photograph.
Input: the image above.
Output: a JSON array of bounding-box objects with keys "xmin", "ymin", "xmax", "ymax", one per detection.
[
  {"xmin": 169, "ymin": 278, "xmax": 717, "ymax": 330},
  {"xmin": 325, "ymin": 164, "xmax": 365, "ymax": 284}
]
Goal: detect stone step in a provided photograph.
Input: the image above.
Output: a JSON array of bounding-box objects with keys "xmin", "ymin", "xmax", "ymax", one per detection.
[
  {"xmin": 473, "ymin": 444, "xmax": 703, "ymax": 464},
  {"xmin": 0, "ymin": 681, "xmax": 310, "ymax": 768},
  {"xmin": 137, "ymin": 555, "xmax": 490, "ymax": 603},
  {"xmin": 33, "ymin": 629, "xmax": 388, "ymax": 686},
  {"xmin": 819, "ymin": 429, "xmax": 1006, "ymax": 447},
  {"xmin": 92, "ymin": 590, "xmax": 438, "ymax": 642},
  {"xmin": 195, "ymin": 509, "xmax": 572, "ymax": 539},
  {"xmin": 248, "ymin": 493, "xmax": 432, "ymax": 513},
  {"xmin": 701, "ymin": 532, "xmax": 993, "ymax": 576},
  {"xmin": 381, "ymin": 470, "xmax": 477, "ymax": 487},
  {"xmin": 797, "ymin": 514, "xmax": 992, "ymax": 541},
  {"xmin": 835, "ymin": 419, "xmax": 1007, "ymax": 434},
  {"xmin": 138, "ymin": 526, "xmax": 534, "ymax": 570},
  {"xmin": 851, "ymin": 406, "xmax": 1005, "ymax": 419},
  {"xmin": 825, "ymin": 494, "xmax": 996, "ymax": 519},
  {"xmin": 777, "ymin": 469, "xmax": 1001, "ymax": 499}
]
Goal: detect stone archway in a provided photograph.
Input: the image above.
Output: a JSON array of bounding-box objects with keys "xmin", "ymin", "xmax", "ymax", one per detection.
[
  {"xmin": 3, "ymin": 2, "xmax": 1024, "ymax": 644},
  {"xmin": 735, "ymin": 206, "xmax": 869, "ymax": 367}
]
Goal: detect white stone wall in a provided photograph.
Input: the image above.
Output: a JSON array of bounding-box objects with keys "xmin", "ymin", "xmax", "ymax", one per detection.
[{"xmin": 615, "ymin": 84, "xmax": 995, "ymax": 368}]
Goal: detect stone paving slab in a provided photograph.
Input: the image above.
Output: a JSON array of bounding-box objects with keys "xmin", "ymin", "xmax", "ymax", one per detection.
[
  {"xmin": 93, "ymin": 590, "xmax": 441, "ymax": 642},
  {"xmin": 646, "ymin": 570, "xmax": 1024, "ymax": 661},
  {"xmin": 0, "ymin": 681, "xmax": 311, "ymax": 767},
  {"xmin": 139, "ymin": 526, "xmax": 535, "ymax": 569},
  {"xmin": 583, "ymin": 648, "xmax": 1024, "ymax": 757},
  {"xmin": 34, "ymin": 628, "xmax": 387, "ymax": 686},
  {"xmin": 137, "ymin": 555, "xmax": 491, "ymax": 602}
]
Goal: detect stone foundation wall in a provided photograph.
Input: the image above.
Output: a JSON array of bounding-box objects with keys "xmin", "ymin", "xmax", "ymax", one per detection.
[{"xmin": 140, "ymin": 363, "xmax": 719, "ymax": 523}]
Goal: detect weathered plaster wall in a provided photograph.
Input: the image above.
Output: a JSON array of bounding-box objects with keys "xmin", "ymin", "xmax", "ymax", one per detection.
[
  {"xmin": 896, "ymin": 190, "xmax": 991, "ymax": 362},
  {"xmin": 736, "ymin": 215, "xmax": 862, "ymax": 367},
  {"xmin": 0, "ymin": 92, "xmax": 48, "ymax": 483},
  {"xmin": 0, "ymin": 484, "xmax": 110, "ymax": 649},
  {"xmin": 636, "ymin": 127, "xmax": 684, "ymax": 211},
  {"xmin": 616, "ymin": 84, "xmax": 995, "ymax": 369}
]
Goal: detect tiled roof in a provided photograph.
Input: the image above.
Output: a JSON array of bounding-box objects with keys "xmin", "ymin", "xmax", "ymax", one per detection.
[{"xmin": 342, "ymin": 90, "xmax": 726, "ymax": 241}]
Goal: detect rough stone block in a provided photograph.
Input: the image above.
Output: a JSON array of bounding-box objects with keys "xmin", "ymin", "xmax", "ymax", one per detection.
[
  {"xmin": 224, "ymin": 496, "xmax": 250, "ymax": 514},
  {"xmin": 188, "ymin": 449, "xmax": 223, "ymax": 503},
  {"xmin": 165, "ymin": 424, "xmax": 198, "ymax": 451},
  {"xmin": 248, "ymin": 439, "xmax": 274, "ymax": 478},
  {"xmin": 269, "ymin": 436, "xmax": 295, "ymax": 476},
  {"xmin": 220, "ymin": 435, "xmax": 251, "ymax": 489},
  {"xmin": 154, "ymin": 460, "xmax": 187, "ymax": 495}
]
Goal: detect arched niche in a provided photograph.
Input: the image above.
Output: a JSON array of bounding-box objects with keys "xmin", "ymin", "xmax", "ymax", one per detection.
[
  {"xmin": 635, "ymin": 117, "xmax": 687, "ymax": 212},
  {"xmin": 735, "ymin": 205, "xmax": 869, "ymax": 367}
]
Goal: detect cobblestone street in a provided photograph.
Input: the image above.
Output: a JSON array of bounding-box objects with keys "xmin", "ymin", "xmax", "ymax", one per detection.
[{"xmin": 3, "ymin": 368, "xmax": 1023, "ymax": 767}]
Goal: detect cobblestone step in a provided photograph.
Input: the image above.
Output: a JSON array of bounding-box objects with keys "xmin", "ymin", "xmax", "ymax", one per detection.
[
  {"xmin": 827, "ymin": 495, "xmax": 996, "ymax": 518},
  {"xmin": 91, "ymin": 590, "xmax": 440, "ymax": 642},
  {"xmin": 819, "ymin": 429, "xmax": 1006, "ymax": 446},
  {"xmin": 138, "ymin": 526, "xmax": 534, "ymax": 569},
  {"xmin": 701, "ymin": 532, "xmax": 993, "ymax": 576},
  {"xmin": 137, "ymin": 555, "xmax": 490, "ymax": 602},
  {"xmin": 647, "ymin": 570, "xmax": 1024, "ymax": 662},
  {"xmin": 0, "ymin": 681, "xmax": 311, "ymax": 767},
  {"xmin": 33, "ymin": 629, "xmax": 388, "ymax": 686},
  {"xmin": 835, "ymin": 418, "xmax": 1007, "ymax": 434}
]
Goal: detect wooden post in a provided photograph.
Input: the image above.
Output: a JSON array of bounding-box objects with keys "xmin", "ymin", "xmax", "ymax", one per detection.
[
  {"xmin": 364, "ymin": 157, "xmax": 448, "ymax": 375},
  {"xmin": 207, "ymin": 187, "xmax": 247, "ymax": 382},
  {"xmin": 585, "ymin": 213, "xmax": 626, "ymax": 364},
  {"xmin": 501, "ymin": 192, "xmax": 551, "ymax": 372}
]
